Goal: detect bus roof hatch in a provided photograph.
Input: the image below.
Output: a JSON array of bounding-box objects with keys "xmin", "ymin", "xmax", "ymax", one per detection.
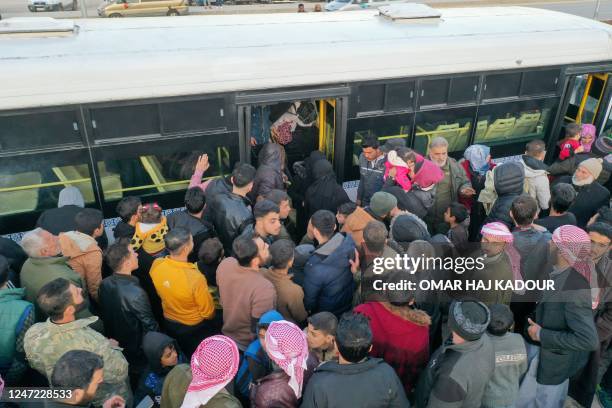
[
  {"xmin": 0, "ymin": 17, "xmax": 77, "ymax": 38},
  {"xmin": 378, "ymin": 3, "xmax": 442, "ymax": 21}
]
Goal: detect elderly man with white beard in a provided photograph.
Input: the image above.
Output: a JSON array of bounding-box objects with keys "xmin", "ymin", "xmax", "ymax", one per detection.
[
  {"xmin": 555, "ymin": 158, "xmax": 610, "ymax": 228},
  {"xmin": 426, "ymin": 137, "xmax": 475, "ymax": 234}
]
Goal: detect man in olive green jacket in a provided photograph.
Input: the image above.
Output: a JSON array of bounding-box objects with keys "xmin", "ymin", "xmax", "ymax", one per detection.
[
  {"xmin": 24, "ymin": 278, "xmax": 131, "ymax": 407},
  {"xmin": 19, "ymin": 228, "xmax": 96, "ymax": 324}
]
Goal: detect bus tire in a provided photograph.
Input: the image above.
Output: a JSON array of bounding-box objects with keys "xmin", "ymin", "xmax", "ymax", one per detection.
[
  {"xmin": 167, "ymin": 9, "xmax": 180, "ymax": 15},
  {"xmin": 109, "ymin": 12, "xmax": 122, "ymax": 17}
]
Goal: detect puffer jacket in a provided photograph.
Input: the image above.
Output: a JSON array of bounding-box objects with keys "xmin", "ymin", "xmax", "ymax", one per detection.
[
  {"xmin": 303, "ymin": 233, "xmax": 356, "ymax": 317},
  {"xmin": 521, "ymin": 155, "xmax": 550, "ymax": 211},
  {"xmin": 248, "ymin": 143, "xmax": 286, "ymax": 202},
  {"xmin": 98, "ymin": 274, "xmax": 159, "ymax": 364},
  {"xmin": 59, "ymin": 231, "xmax": 103, "ymax": 302},
  {"xmin": 484, "ymin": 162, "xmax": 525, "ymax": 229},
  {"xmin": 205, "ymin": 192, "xmax": 253, "ymax": 254}
]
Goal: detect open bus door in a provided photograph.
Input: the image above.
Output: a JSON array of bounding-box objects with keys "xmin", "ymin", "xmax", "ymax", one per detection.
[
  {"xmin": 318, "ymin": 99, "xmax": 336, "ymax": 163},
  {"xmin": 565, "ymin": 73, "xmax": 609, "ymax": 125}
]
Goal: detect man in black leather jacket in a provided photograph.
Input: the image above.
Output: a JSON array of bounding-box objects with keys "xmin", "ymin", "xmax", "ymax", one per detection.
[
  {"xmin": 98, "ymin": 240, "xmax": 159, "ymax": 388},
  {"xmin": 205, "ymin": 163, "xmax": 256, "ymax": 254}
]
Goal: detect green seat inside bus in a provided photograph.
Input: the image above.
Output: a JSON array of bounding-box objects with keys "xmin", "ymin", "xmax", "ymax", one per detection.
[
  {"xmin": 483, "ymin": 118, "xmax": 516, "ymax": 141},
  {"xmin": 140, "ymin": 156, "xmax": 188, "ymax": 193},
  {"xmin": 0, "ymin": 171, "xmax": 42, "ymax": 216},
  {"xmin": 511, "ymin": 112, "xmax": 541, "ymax": 137},
  {"xmin": 53, "ymin": 164, "xmax": 123, "ymax": 202},
  {"xmin": 474, "ymin": 120, "xmax": 488, "ymax": 142}
]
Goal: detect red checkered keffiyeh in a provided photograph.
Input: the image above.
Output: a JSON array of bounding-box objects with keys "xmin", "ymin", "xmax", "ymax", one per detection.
[
  {"xmin": 481, "ymin": 222, "xmax": 523, "ymax": 292},
  {"xmin": 552, "ymin": 225, "xmax": 594, "ymax": 282},
  {"xmin": 265, "ymin": 320, "xmax": 309, "ymax": 398},
  {"xmin": 181, "ymin": 335, "xmax": 239, "ymax": 408}
]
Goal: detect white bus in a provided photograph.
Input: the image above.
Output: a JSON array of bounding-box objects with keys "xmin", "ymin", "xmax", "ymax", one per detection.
[{"xmin": 1, "ymin": 6, "xmax": 611, "ymax": 235}]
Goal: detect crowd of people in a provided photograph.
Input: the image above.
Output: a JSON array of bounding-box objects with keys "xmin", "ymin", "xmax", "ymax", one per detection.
[{"xmin": 0, "ymin": 123, "xmax": 611, "ymax": 408}]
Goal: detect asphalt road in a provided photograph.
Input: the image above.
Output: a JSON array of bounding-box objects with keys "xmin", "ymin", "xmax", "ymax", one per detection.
[{"xmin": 1, "ymin": 0, "xmax": 612, "ymax": 19}]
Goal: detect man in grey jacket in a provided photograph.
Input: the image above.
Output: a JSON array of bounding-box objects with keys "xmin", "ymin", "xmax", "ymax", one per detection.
[
  {"xmin": 356, "ymin": 134, "xmax": 386, "ymax": 207},
  {"xmin": 416, "ymin": 300, "xmax": 495, "ymax": 408}
]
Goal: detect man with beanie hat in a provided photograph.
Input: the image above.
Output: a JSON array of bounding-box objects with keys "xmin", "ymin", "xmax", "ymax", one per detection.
[
  {"xmin": 556, "ymin": 158, "xmax": 610, "ymax": 228},
  {"xmin": 342, "ymin": 191, "xmax": 400, "ymax": 247},
  {"xmin": 416, "ymin": 300, "xmax": 494, "ymax": 408}
]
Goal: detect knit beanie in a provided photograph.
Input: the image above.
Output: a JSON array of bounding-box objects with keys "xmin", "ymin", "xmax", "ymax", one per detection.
[
  {"xmin": 369, "ymin": 192, "xmax": 397, "ymax": 218},
  {"xmin": 593, "ymin": 135, "xmax": 612, "ymax": 157},
  {"xmin": 448, "ymin": 301, "xmax": 490, "ymax": 341},
  {"xmin": 579, "ymin": 158, "xmax": 604, "ymax": 179}
]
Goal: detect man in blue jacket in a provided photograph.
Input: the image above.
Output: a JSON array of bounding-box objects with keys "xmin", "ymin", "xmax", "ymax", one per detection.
[{"xmin": 303, "ymin": 210, "xmax": 356, "ymax": 318}]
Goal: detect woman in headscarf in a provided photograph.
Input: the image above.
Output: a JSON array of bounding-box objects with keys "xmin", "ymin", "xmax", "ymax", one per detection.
[
  {"xmin": 250, "ymin": 320, "xmax": 318, "ymax": 408},
  {"xmin": 460, "ymin": 144, "xmax": 496, "ymax": 241},
  {"xmin": 161, "ymin": 335, "xmax": 241, "ymax": 408},
  {"xmin": 303, "ymin": 159, "xmax": 350, "ymax": 222},
  {"xmin": 249, "ymin": 143, "xmax": 288, "ymax": 203}
]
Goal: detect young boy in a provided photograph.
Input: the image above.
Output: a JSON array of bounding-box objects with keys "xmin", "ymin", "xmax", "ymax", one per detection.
[
  {"xmin": 336, "ymin": 202, "xmax": 357, "ymax": 228},
  {"xmin": 306, "ymin": 311, "xmax": 338, "ymax": 363},
  {"xmin": 234, "ymin": 310, "xmax": 283, "ymax": 398},
  {"xmin": 113, "ymin": 196, "xmax": 141, "ymax": 239},
  {"xmin": 534, "ymin": 183, "xmax": 577, "ymax": 233},
  {"xmin": 482, "ymin": 304, "xmax": 528, "ymax": 408},
  {"xmin": 558, "ymin": 123, "xmax": 584, "ymax": 161},
  {"xmin": 445, "ymin": 202, "xmax": 469, "ymax": 255}
]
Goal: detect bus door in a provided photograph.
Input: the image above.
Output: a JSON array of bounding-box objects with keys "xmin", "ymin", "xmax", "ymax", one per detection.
[
  {"xmin": 318, "ymin": 99, "xmax": 336, "ymax": 162},
  {"xmin": 565, "ymin": 73, "xmax": 609, "ymax": 125}
]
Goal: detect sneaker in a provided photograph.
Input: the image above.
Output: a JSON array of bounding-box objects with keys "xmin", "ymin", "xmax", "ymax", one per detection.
[{"xmin": 598, "ymin": 386, "xmax": 612, "ymax": 408}]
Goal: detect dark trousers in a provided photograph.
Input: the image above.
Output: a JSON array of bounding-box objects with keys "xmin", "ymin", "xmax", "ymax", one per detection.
[{"xmin": 163, "ymin": 313, "xmax": 220, "ymax": 358}]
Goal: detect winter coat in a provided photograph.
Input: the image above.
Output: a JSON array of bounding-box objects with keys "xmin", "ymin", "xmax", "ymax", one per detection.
[
  {"xmin": 0, "ymin": 287, "xmax": 34, "ymax": 384},
  {"xmin": 481, "ymin": 332, "xmax": 528, "ymax": 408},
  {"xmin": 355, "ymin": 302, "xmax": 430, "ymax": 396},
  {"xmin": 167, "ymin": 210, "xmax": 216, "ymax": 262},
  {"xmin": 556, "ymin": 176, "xmax": 610, "ymax": 228},
  {"xmin": 303, "ymin": 233, "xmax": 356, "ymax": 317},
  {"xmin": 354, "ymin": 245, "xmax": 398, "ymax": 305},
  {"xmin": 303, "ymin": 160, "xmax": 350, "ymax": 221},
  {"xmin": 512, "ymin": 227, "xmax": 551, "ymax": 282},
  {"xmin": 205, "ymin": 191, "xmax": 253, "ymax": 254},
  {"xmin": 132, "ymin": 218, "xmax": 169, "ymax": 256},
  {"xmin": 98, "ymin": 274, "xmax": 159, "ymax": 365},
  {"xmin": 416, "ymin": 335, "xmax": 495, "ymax": 408},
  {"xmin": 532, "ymin": 266, "xmax": 599, "ymax": 385},
  {"xmin": 357, "ymin": 153, "xmax": 386, "ymax": 206},
  {"xmin": 113, "ymin": 221, "xmax": 135, "ymax": 240},
  {"xmin": 483, "ymin": 162, "xmax": 526, "ymax": 229},
  {"xmin": 521, "ymin": 155, "xmax": 550, "ymax": 210},
  {"xmin": 250, "ymin": 353, "xmax": 318, "ymax": 408},
  {"xmin": 249, "ymin": 143, "xmax": 286, "ymax": 203},
  {"xmin": 24, "ymin": 316, "xmax": 131, "ymax": 406},
  {"xmin": 548, "ymin": 152, "xmax": 612, "ymax": 186},
  {"xmin": 382, "ymin": 184, "xmax": 428, "ymax": 219},
  {"xmin": 20, "ymin": 256, "xmax": 93, "ymax": 323},
  {"xmin": 463, "ymin": 251, "xmax": 513, "ymax": 306},
  {"xmin": 203, "ymin": 176, "xmax": 233, "ymax": 202},
  {"xmin": 428, "ymin": 157, "xmax": 471, "ymax": 234},
  {"xmin": 136, "ymin": 332, "xmax": 183, "ymax": 406},
  {"xmin": 460, "ymin": 160, "xmax": 496, "ymax": 241},
  {"xmin": 340, "ymin": 207, "xmax": 376, "ymax": 248},
  {"xmin": 160, "ymin": 364, "xmax": 242, "ymax": 408},
  {"xmin": 36, "ymin": 205, "xmax": 81, "ymax": 235},
  {"xmin": 301, "ymin": 358, "xmax": 409, "ymax": 408},
  {"xmin": 59, "ymin": 231, "xmax": 103, "ymax": 302}
]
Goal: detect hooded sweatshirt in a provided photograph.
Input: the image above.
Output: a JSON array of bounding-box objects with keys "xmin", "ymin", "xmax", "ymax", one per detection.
[
  {"xmin": 136, "ymin": 332, "xmax": 183, "ymax": 405},
  {"xmin": 249, "ymin": 143, "xmax": 286, "ymax": 203},
  {"xmin": 521, "ymin": 155, "xmax": 550, "ymax": 210},
  {"xmin": 59, "ymin": 231, "xmax": 103, "ymax": 302},
  {"xmin": 131, "ymin": 217, "xmax": 169, "ymax": 256}
]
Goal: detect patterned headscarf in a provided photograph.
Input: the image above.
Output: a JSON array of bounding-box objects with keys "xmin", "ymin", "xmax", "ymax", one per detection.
[
  {"xmin": 264, "ymin": 320, "xmax": 309, "ymax": 399},
  {"xmin": 552, "ymin": 225, "xmax": 594, "ymax": 282},
  {"xmin": 181, "ymin": 335, "xmax": 239, "ymax": 408},
  {"xmin": 481, "ymin": 222, "xmax": 523, "ymax": 292},
  {"xmin": 464, "ymin": 144, "xmax": 491, "ymax": 175},
  {"xmin": 581, "ymin": 124, "xmax": 597, "ymax": 153}
]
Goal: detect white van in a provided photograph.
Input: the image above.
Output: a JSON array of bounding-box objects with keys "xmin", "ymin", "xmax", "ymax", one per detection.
[
  {"xmin": 325, "ymin": 0, "xmax": 405, "ymax": 12},
  {"xmin": 28, "ymin": 0, "xmax": 77, "ymax": 11}
]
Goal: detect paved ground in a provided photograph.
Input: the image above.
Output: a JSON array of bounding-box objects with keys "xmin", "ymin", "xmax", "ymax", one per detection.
[{"xmin": 2, "ymin": 0, "xmax": 612, "ymax": 19}]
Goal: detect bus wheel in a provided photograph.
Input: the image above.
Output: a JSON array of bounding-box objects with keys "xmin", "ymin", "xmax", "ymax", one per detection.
[
  {"xmin": 109, "ymin": 12, "xmax": 122, "ymax": 17},
  {"xmin": 167, "ymin": 9, "xmax": 180, "ymax": 15}
]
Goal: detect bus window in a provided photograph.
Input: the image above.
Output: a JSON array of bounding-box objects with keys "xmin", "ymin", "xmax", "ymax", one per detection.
[
  {"xmin": 521, "ymin": 69, "xmax": 560, "ymax": 97},
  {"xmin": 474, "ymin": 98, "xmax": 558, "ymax": 145},
  {"xmin": 345, "ymin": 112, "xmax": 414, "ymax": 180},
  {"xmin": 448, "ymin": 76, "xmax": 479, "ymax": 105},
  {"xmin": 0, "ymin": 110, "xmax": 84, "ymax": 151},
  {"xmin": 91, "ymin": 104, "xmax": 160, "ymax": 141},
  {"xmin": 484, "ymin": 73, "xmax": 522, "ymax": 100},
  {"xmin": 419, "ymin": 78, "xmax": 450, "ymax": 108},
  {"xmin": 565, "ymin": 74, "xmax": 609, "ymax": 125},
  {"xmin": 92, "ymin": 133, "xmax": 239, "ymax": 211},
  {"xmin": 160, "ymin": 98, "xmax": 231, "ymax": 134},
  {"xmin": 413, "ymin": 107, "xmax": 476, "ymax": 155},
  {"xmin": 0, "ymin": 149, "xmax": 95, "ymax": 232}
]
